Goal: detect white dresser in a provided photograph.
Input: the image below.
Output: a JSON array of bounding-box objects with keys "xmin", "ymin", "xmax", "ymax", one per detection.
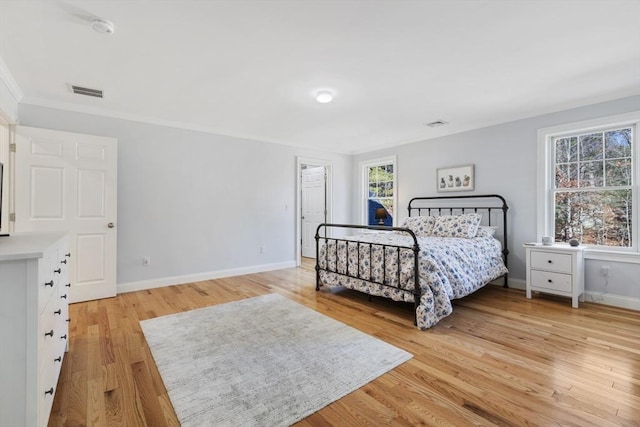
[
  {"xmin": 524, "ymin": 244, "xmax": 585, "ymax": 308},
  {"xmin": 0, "ymin": 233, "xmax": 70, "ymax": 427}
]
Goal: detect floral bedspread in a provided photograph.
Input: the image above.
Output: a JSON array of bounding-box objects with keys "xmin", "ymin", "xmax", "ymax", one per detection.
[{"xmin": 317, "ymin": 232, "xmax": 508, "ymax": 329}]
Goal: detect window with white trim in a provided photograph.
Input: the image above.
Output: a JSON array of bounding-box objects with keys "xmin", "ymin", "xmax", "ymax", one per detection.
[
  {"xmin": 538, "ymin": 112, "xmax": 639, "ymax": 253},
  {"xmin": 361, "ymin": 157, "xmax": 396, "ymax": 226}
]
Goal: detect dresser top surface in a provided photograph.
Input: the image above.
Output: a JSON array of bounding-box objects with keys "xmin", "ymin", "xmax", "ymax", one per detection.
[{"xmin": 0, "ymin": 232, "xmax": 67, "ymax": 261}]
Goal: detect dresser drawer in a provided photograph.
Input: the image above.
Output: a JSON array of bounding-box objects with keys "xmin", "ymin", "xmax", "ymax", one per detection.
[
  {"xmin": 37, "ymin": 255, "xmax": 57, "ymax": 314},
  {"xmin": 530, "ymin": 270, "xmax": 572, "ymax": 293},
  {"xmin": 38, "ymin": 294, "xmax": 59, "ymax": 359},
  {"xmin": 530, "ymin": 250, "xmax": 572, "ymax": 273}
]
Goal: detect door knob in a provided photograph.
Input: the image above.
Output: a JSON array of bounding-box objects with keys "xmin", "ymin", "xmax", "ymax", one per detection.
[{"xmin": 107, "ymin": 222, "xmax": 115, "ymax": 228}]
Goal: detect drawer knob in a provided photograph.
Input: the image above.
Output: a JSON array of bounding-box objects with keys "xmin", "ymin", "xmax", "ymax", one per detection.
[
  {"xmin": 65, "ymin": 253, "xmax": 71, "ymax": 257},
  {"xmin": 547, "ymin": 260, "xmax": 553, "ymax": 264},
  {"xmin": 44, "ymin": 281, "xmax": 54, "ymax": 287},
  {"xmin": 66, "ymin": 283, "xmax": 71, "ymax": 288},
  {"xmin": 54, "ymin": 268, "xmax": 62, "ymax": 274},
  {"xmin": 60, "ymin": 334, "xmax": 67, "ymax": 340},
  {"xmin": 45, "ymin": 387, "xmax": 54, "ymax": 396},
  {"xmin": 66, "ymin": 318, "xmax": 71, "ymax": 323},
  {"xmin": 54, "ymin": 356, "xmax": 62, "ymax": 363},
  {"xmin": 45, "ymin": 330, "xmax": 54, "ymax": 337},
  {"xmin": 548, "ymin": 279, "xmax": 553, "ymax": 283},
  {"xmin": 60, "ymin": 294, "xmax": 67, "ymax": 299},
  {"xmin": 61, "ymin": 259, "xmax": 67, "ymax": 264},
  {"xmin": 54, "ymin": 309, "xmax": 61, "ymax": 315}
]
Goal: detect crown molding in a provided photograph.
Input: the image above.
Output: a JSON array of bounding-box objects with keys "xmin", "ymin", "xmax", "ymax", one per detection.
[
  {"xmin": 0, "ymin": 57, "xmax": 24, "ymax": 103},
  {"xmin": 19, "ymin": 96, "xmax": 354, "ymax": 155}
]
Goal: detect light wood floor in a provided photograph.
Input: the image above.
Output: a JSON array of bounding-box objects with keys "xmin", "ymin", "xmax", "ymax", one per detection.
[{"xmin": 49, "ymin": 259, "xmax": 640, "ymax": 426}]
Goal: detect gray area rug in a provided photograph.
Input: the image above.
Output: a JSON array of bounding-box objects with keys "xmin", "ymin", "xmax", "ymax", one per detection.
[{"xmin": 140, "ymin": 293, "xmax": 412, "ymax": 427}]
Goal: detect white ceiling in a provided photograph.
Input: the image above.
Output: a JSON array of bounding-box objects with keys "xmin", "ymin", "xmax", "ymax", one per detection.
[{"xmin": 1, "ymin": 0, "xmax": 639, "ymax": 154}]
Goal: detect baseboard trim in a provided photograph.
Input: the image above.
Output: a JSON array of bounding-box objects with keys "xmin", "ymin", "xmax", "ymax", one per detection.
[
  {"xmin": 583, "ymin": 291, "xmax": 640, "ymax": 311},
  {"xmin": 489, "ymin": 278, "xmax": 639, "ymax": 311},
  {"xmin": 117, "ymin": 261, "xmax": 297, "ymax": 294}
]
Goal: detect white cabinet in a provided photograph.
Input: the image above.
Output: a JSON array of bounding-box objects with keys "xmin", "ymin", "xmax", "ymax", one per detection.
[
  {"xmin": 524, "ymin": 244, "xmax": 584, "ymax": 308},
  {"xmin": 0, "ymin": 233, "xmax": 70, "ymax": 427}
]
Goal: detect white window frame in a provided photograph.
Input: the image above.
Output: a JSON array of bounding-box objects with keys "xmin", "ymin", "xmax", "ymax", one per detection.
[
  {"xmin": 360, "ymin": 156, "xmax": 397, "ymax": 226},
  {"xmin": 537, "ymin": 111, "xmax": 640, "ymax": 263}
]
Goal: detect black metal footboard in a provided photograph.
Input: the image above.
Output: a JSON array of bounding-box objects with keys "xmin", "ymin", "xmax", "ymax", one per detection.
[{"xmin": 315, "ymin": 224, "xmax": 421, "ymax": 325}]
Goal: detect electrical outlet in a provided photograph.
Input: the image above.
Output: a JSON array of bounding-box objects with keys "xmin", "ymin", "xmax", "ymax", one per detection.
[
  {"xmin": 143, "ymin": 256, "xmax": 151, "ymax": 266},
  {"xmin": 600, "ymin": 265, "xmax": 610, "ymax": 277}
]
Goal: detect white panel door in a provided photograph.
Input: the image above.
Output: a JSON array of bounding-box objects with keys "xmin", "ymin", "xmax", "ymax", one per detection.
[
  {"xmin": 301, "ymin": 167, "xmax": 325, "ymax": 258},
  {"xmin": 14, "ymin": 126, "xmax": 117, "ymax": 303}
]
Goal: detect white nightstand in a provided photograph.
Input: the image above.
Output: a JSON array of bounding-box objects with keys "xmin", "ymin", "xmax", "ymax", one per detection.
[{"xmin": 524, "ymin": 244, "xmax": 585, "ymax": 308}]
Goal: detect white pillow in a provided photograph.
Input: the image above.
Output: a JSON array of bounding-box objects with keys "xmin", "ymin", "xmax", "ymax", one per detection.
[
  {"xmin": 476, "ymin": 225, "xmax": 498, "ymax": 238},
  {"xmin": 432, "ymin": 213, "xmax": 482, "ymax": 238},
  {"xmin": 399, "ymin": 216, "xmax": 436, "ymax": 237}
]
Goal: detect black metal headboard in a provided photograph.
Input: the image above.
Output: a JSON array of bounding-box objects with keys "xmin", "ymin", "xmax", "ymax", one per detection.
[{"xmin": 407, "ymin": 194, "xmax": 509, "ymax": 287}]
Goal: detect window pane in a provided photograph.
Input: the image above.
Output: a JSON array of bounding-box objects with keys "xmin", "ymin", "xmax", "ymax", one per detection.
[
  {"xmin": 555, "ymin": 163, "xmax": 578, "ymax": 188},
  {"xmin": 605, "ymin": 158, "xmax": 632, "ymax": 186},
  {"xmin": 555, "ymin": 190, "xmax": 632, "ymax": 247},
  {"xmin": 579, "ymin": 132, "xmax": 603, "ymax": 160},
  {"xmin": 369, "ymin": 183, "xmax": 378, "ymax": 197},
  {"xmin": 368, "ymin": 166, "xmax": 377, "ymax": 182},
  {"xmin": 605, "ymin": 128, "xmax": 632, "ymax": 158},
  {"xmin": 579, "ymin": 161, "xmax": 603, "ymax": 187},
  {"xmin": 555, "ymin": 137, "xmax": 577, "ymax": 163}
]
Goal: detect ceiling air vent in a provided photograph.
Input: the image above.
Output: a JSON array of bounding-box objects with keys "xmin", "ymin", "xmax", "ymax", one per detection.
[
  {"xmin": 425, "ymin": 120, "xmax": 449, "ymax": 127},
  {"xmin": 71, "ymin": 85, "xmax": 103, "ymax": 98}
]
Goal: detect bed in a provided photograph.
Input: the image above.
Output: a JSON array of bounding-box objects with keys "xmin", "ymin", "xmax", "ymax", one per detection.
[{"xmin": 315, "ymin": 194, "xmax": 509, "ymax": 330}]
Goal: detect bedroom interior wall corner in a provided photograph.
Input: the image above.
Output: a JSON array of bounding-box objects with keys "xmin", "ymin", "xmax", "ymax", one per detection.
[{"xmin": 0, "ymin": 57, "xmax": 22, "ymax": 123}]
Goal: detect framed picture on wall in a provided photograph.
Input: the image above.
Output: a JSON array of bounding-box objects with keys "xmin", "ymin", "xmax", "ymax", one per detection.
[{"xmin": 437, "ymin": 164, "xmax": 474, "ymax": 192}]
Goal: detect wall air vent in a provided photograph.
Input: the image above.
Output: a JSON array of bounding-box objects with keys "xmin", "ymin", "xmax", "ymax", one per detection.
[
  {"xmin": 426, "ymin": 120, "xmax": 449, "ymax": 127},
  {"xmin": 71, "ymin": 85, "xmax": 103, "ymax": 98}
]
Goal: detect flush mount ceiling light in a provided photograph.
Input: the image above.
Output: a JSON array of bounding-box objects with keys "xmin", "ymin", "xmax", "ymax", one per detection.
[
  {"xmin": 315, "ymin": 90, "xmax": 334, "ymax": 104},
  {"xmin": 91, "ymin": 17, "xmax": 115, "ymax": 35}
]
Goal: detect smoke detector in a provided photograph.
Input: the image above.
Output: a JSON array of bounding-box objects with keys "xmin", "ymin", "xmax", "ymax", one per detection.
[{"xmin": 91, "ymin": 18, "xmax": 115, "ymax": 35}]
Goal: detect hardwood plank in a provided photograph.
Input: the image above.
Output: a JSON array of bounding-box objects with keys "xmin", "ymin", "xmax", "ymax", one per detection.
[{"xmin": 48, "ymin": 261, "xmax": 640, "ymax": 426}]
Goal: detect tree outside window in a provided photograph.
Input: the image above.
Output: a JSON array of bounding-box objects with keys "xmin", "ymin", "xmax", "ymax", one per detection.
[{"xmin": 553, "ymin": 127, "xmax": 633, "ymax": 247}]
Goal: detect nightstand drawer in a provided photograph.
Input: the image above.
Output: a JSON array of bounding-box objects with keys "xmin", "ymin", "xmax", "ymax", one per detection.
[
  {"xmin": 530, "ymin": 251, "xmax": 572, "ymax": 273},
  {"xmin": 530, "ymin": 270, "xmax": 572, "ymax": 293}
]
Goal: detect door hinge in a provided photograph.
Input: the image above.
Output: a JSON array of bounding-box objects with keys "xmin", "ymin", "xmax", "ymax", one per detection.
[
  {"xmin": 9, "ymin": 143, "xmax": 16, "ymax": 152},
  {"xmin": 9, "ymin": 213, "xmax": 16, "ymax": 222}
]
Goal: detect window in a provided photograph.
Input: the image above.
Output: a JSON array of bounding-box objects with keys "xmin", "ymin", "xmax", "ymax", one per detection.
[
  {"xmin": 361, "ymin": 157, "xmax": 396, "ymax": 226},
  {"xmin": 538, "ymin": 112, "xmax": 639, "ymax": 255}
]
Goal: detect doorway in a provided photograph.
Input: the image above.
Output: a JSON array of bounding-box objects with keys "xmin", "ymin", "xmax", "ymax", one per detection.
[{"xmin": 296, "ymin": 157, "xmax": 332, "ymax": 266}]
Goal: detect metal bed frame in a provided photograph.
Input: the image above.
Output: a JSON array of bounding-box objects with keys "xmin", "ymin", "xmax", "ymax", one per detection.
[{"xmin": 315, "ymin": 194, "xmax": 509, "ymax": 325}]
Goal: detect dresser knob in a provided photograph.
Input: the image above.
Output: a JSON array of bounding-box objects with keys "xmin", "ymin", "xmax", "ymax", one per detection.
[
  {"xmin": 44, "ymin": 281, "xmax": 54, "ymax": 287},
  {"xmin": 66, "ymin": 283, "xmax": 71, "ymax": 288},
  {"xmin": 60, "ymin": 294, "xmax": 67, "ymax": 299},
  {"xmin": 60, "ymin": 334, "xmax": 67, "ymax": 340},
  {"xmin": 547, "ymin": 260, "xmax": 552, "ymax": 264},
  {"xmin": 65, "ymin": 253, "xmax": 71, "ymax": 257},
  {"xmin": 61, "ymin": 259, "xmax": 67, "ymax": 264},
  {"xmin": 54, "ymin": 268, "xmax": 62, "ymax": 274},
  {"xmin": 54, "ymin": 356, "xmax": 62, "ymax": 363},
  {"xmin": 45, "ymin": 387, "xmax": 54, "ymax": 396},
  {"xmin": 44, "ymin": 330, "xmax": 54, "ymax": 337},
  {"xmin": 548, "ymin": 279, "xmax": 553, "ymax": 283},
  {"xmin": 54, "ymin": 309, "xmax": 61, "ymax": 315},
  {"xmin": 66, "ymin": 318, "xmax": 71, "ymax": 323}
]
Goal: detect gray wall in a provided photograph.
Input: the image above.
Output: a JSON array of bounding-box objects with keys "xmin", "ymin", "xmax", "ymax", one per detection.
[
  {"xmin": 17, "ymin": 105, "xmax": 352, "ymax": 287},
  {"xmin": 14, "ymin": 95, "xmax": 640, "ymax": 307},
  {"xmin": 352, "ymin": 95, "xmax": 640, "ymax": 304}
]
